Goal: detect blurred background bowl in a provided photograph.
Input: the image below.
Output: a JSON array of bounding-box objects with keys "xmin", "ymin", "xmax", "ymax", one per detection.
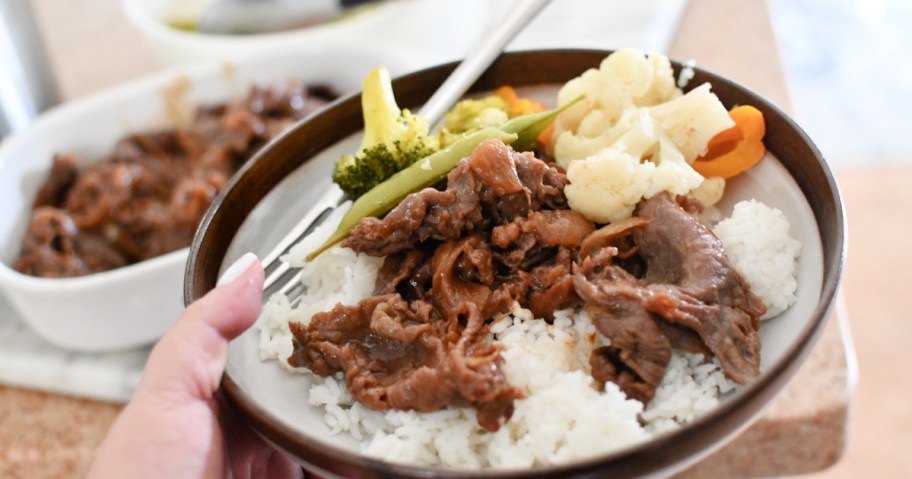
[
  {"xmin": 185, "ymin": 49, "xmax": 844, "ymax": 478},
  {"xmin": 122, "ymin": 0, "xmax": 490, "ymax": 68},
  {"xmin": 0, "ymin": 44, "xmax": 402, "ymax": 352}
]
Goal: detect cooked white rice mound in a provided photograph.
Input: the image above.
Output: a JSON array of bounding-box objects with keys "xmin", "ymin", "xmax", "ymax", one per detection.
[
  {"xmin": 713, "ymin": 199, "xmax": 802, "ymax": 319},
  {"xmin": 260, "ymin": 288, "xmax": 733, "ymax": 468},
  {"xmin": 256, "ymin": 202, "xmax": 743, "ymax": 468}
]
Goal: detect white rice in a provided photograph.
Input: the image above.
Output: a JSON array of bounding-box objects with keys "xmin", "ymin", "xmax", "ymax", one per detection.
[
  {"xmin": 256, "ymin": 197, "xmax": 800, "ymax": 468},
  {"xmin": 714, "ymin": 199, "xmax": 802, "ymax": 319}
]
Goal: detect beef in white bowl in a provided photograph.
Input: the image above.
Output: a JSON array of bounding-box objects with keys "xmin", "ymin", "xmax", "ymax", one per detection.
[{"xmin": 0, "ymin": 45, "xmax": 403, "ymax": 351}]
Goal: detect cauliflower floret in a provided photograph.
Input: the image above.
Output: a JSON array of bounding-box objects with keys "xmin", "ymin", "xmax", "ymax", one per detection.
[
  {"xmin": 645, "ymin": 137, "xmax": 705, "ymax": 197},
  {"xmin": 690, "ymin": 176, "xmax": 726, "ymax": 207},
  {"xmin": 553, "ymin": 49, "xmax": 682, "ymax": 167},
  {"xmin": 565, "ymin": 149, "xmax": 651, "ymax": 223},
  {"xmin": 648, "ymin": 83, "xmax": 734, "ymax": 162},
  {"xmin": 556, "ymin": 82, "xmax": 732, "ymax": 168},
  {"xmin": 564, "ymin": 102, "xmax": 710, "ymax": 223},
  {"xmin": 553, "ymin": 50, "xmax": 735, "ymax": 223},
  {"xmin": 566, "ymin": 132, "xmax": 705, "ymax": 224}
]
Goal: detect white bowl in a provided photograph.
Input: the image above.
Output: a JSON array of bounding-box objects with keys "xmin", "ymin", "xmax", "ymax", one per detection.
[
  {"xmin": 123, "ymin": 0, "xmax": 490, "ymax": 69},
  {"xmin": 0, "ymin": 44, "xmax": 402, "ymax": 352}
]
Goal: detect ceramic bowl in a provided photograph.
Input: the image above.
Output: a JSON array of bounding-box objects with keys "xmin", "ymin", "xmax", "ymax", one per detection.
[
  {"xmin": 0, "ymin": 45, "xmax": 401, "ymax": 352},
  {"xmin": 185, "ymin": 50, "xmax": 845, "ymax": 478},
  {"xmin": 122, "ymin": 0, "xmax": 489, "ymax": 68}
]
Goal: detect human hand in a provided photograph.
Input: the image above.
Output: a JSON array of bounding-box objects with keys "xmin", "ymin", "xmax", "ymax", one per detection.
[{"xmin": 88, "ymin": 253, "xmax": 302, "ymax": 479}]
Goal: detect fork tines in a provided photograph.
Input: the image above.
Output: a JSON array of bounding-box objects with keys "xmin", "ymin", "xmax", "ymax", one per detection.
[{"xmin": 261, "ymin": 189, "xmax": 347, "ymax": 304}]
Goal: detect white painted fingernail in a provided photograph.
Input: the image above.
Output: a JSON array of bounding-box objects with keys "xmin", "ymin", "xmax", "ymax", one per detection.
[{"xmin": 217, "ymin": 252, "xmax": 259, "ymax": 287}]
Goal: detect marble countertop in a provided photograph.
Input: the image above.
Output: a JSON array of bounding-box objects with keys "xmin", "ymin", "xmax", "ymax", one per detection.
[{"xmin": 0, "ymin": 0, "xmax": 856, "ymax": 477}]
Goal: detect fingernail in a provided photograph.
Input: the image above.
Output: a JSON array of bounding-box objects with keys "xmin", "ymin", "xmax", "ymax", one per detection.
[{"xmin": 217, "ymin": 252, "xmax": 259, "ymax": 287}]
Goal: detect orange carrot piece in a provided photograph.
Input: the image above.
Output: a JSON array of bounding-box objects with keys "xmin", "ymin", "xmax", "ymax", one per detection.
[
  {"xmin": 495, "ymin": 85, "xmax": 552, "ymax": 149},
  {"xmin": 495, "ymin": 85, "xmax": 545, "ymax": 116},
  {"xmin": 693, "ymin": 105, "xmax": 766, "ymax": 179}
]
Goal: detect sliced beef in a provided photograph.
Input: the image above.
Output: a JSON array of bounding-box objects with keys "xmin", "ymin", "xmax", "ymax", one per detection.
[
  {"xmin": 492, "ymin": 209, "xmax": 594, "ymax": 271},
  {"xmin": 288, "ymin": 294, "xmax": 523, "ymax": 432},
  {"xmin": 585, "ymin": 304, "xmax": 671, "ymax": 404},
  {"xmin": 13, "ymin": 207, "xmax": 127, "ymax": 277},
  {"xmin": 572, "ymin": 249, "xmax": 671, "ymax": 402},
  {"xmin": 16, "ymin": 82, "xmax": 337, "ymax": 278},
  {"xmin": 294, "ymin": 136, "xmax": 770, "ymax": 424},
  {"xmin": 300, "ymin": 161, "xmax": 587, "ymax": 427},
  {"xmin": 32, "ymin": 154, "xmax": 82, "ymax": 208},
  {"xmin": 343, "ymin": 139, "xmax": 569, "ymax": 257},
  {"xmin": 572, "ymin": 194, "xmax": 766, "ymax": 393},
  {"xmin": 428, "ymin": 234, "xmax": 507, "ymax": 321},
  {"xmin": 655, "ymin": 320, "xmax": 714, "ymax": 357},
  {"xmin": 374, "ymin": 250, "xmax": 432, "ymax": 298},
  {"xmin": 487, "ymin": 210, "xmax": 593, "ymax": 319},
  {"xmin": 635, "ymin": 193, "xmax": 766, "ymax": 384},
  {"xmin": 524, "ymin": 247, "xmax": 579, "ymax": 320}
]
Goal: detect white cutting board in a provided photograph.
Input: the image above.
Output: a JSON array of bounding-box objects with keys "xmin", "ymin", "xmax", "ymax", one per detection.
[{"xmin": 0, "ymin": 293, "xmax": 148, "ymax": 403}]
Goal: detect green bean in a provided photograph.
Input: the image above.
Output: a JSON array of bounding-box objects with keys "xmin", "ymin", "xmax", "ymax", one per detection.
[
  {"xmin": 504, "ymin": 94, "xmax": 585, "ymax": 151},
  {"xmin": 304, "ymin": 95, "xmax": 585, "ymax": 261}
]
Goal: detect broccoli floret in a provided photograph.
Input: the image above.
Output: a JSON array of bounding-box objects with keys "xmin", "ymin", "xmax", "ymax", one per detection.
[
  {"xmin": 437, "ymin": 88, "xmax": 547, "ymax": 148},
  {"xmin": 332, "ymin": 67, "xmax": 439, "ymax": 199},
  {"xmin": 443, "ymin": 96, "xmax": 510, "ymax": 135}
]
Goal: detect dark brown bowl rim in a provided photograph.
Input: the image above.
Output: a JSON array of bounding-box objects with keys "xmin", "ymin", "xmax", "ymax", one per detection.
[{"xmin": 186, "ymin": 49, "xmax": 846, "ymax": 478}]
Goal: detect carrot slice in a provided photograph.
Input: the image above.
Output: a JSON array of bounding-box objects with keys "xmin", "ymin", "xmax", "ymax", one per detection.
[
  {"xmin": 693, "ymin": 105, "xmax": 766, "ymax": 179},
  {"xmin": 495, "ymin": 85, "xmax": 554, "ymax": 150},
  {"xmin": 495, "ymin": 85, "xmax": 545, "ymax": 116}
]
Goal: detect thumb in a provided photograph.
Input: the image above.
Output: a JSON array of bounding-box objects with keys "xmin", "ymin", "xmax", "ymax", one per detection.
[{"xmin": 135, "ymin": 253, "xmax": 264, "ymax": 403}]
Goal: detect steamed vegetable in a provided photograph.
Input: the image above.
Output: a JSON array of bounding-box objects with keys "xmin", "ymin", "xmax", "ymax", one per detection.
[
  {"xmin": 332, "ymin": 67, "xmax": 441, "ymax": 199},
  {"xmin": 552, "ymin": 49, "xmax": 685, "ymax": 168},
  {"xmin": 439, "ymin": 86, "xmax": 549, "ymax": 148},
  {"xmin": 306, "ymin": 97, "xmax": 584, "ymax": 261},
  {"xmin": 494, "ymin": 86, "xmax": 555, "ymax": 152},
  {"xmin": 308, "ymin": 129, "xmax": 516, "ymax": 261},
  {"xmin": 563, "ymin": 84, "xmax": 732, "ymax": 224},
  {"xmin": 551, "ymin": 49, "xmax": 737, "ymax": 224},
  {"xmin": 442, "ymin": 96, "xmax": 510, "ymax": 136},
  {"xmin": 494, "ymin": 85, "xmax": 545, "ymax": 116},
  {"xmin": 692, "ymin": 105, "xmax": 767, "ymax": 179}
]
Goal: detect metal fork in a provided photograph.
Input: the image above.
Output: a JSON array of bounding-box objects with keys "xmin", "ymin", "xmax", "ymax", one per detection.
[{"xmin": 261, "ymin": 0, "xmax": 553, "ymax": 304}]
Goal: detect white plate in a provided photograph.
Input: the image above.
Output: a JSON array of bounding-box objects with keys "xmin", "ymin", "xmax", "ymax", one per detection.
[{"xmin": 222, "ymin": 84, "xmax": 825, "ymax": 468}]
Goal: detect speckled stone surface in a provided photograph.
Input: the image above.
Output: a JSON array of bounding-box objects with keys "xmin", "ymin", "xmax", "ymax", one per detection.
[
  {"xmin": 0, "ymin": 386, "xmax": 120, "ymax": 478},
  {"xmin": 0, "ymin": 0, "xmax": 855, "ymax": 477}
]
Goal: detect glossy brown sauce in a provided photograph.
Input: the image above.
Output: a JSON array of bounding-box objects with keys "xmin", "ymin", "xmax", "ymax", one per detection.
[{"xmin": 14, "ymin": 82, "xmax": 336, "ymax": 278}]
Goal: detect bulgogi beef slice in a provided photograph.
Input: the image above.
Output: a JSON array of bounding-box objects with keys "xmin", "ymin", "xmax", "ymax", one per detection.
[
  {"xmin": 655, "ymin": 319, "xmax": 714, "ymax": 358},
  {"xmin": 513, "ymin": 148, "xmax": 569, "ymax": 211},
  {"xmin": 522, "ymin": 246, "xmax": 575, "ymax": 320},
  {"xmin": 585, "ymin": 304, "xmax": 671, "ymax": 404},
  {"xmin": 288, "ymin": 294, "xmax": 522, "ymax": 432},
  {"xmin": 635, "ymin": 193, "xmax": 766, "ymax": 384},
  {"xmin": 343, "ymin": 139, "xmax": 570, "ymax": 257},
  {"xmin": 572, "ymin": 196, "xmax": 765, "ymax": 396},
  {"xmin": 33, "ymin": 154, "xmax": 82, "ymax": 208},
  {"xmin": 373, "ymin": 249, "xmax": 432, "ymax": 298},
  {"xmin": 492, "ymin": 209, "xmax": 594, "ymax": 271},
  {"xmin": 429, "ymin": 234, "xmax": 516, "ymax": 322},
  {"xmin": 572, "ymin": 249, "xmax": 671, "ymax": 402},
  {"xmin": 484, "ymin": 210, "xmax": 593, "ymax": 319},
  {"xmin": 16, "ymin": 82, "xmax": 336, "ymax": 278},
  {"xmin": 13, "ymin": 207, "xmax": 127, "ymax": 277}
]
